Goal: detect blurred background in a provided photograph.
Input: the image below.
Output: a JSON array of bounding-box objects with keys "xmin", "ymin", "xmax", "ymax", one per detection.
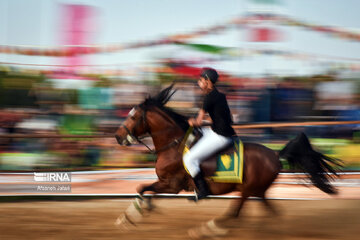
[{"xmin": 0, "ymin": 0, "xmax": 359, "ymax": 171}]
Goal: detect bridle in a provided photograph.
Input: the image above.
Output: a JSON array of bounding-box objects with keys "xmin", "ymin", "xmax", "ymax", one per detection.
[{"xmin": 119, "ymin": 106, "xmax": 183, "ymax": 154}]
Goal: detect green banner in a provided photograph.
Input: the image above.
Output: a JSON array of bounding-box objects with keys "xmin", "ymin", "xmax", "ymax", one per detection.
[{"xmin": 175, "ymin": 42, "xmax": 228, "ymax": 54}]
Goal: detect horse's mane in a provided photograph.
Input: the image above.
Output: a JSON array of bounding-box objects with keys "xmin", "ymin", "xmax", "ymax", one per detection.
[{"xmin": 141, "ymin": 84, "xmax": 189, "ymax": 131}]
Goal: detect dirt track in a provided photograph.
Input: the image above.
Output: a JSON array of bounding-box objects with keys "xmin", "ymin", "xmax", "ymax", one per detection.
[{"xmin": 0, "ymin": 199, "xmax": 359, "ymax": 240}]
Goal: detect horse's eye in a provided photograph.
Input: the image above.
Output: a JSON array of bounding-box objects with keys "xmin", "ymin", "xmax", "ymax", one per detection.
[{"xmin": 130, "ymin": 116, "xmax": 136, "ymax": 120}]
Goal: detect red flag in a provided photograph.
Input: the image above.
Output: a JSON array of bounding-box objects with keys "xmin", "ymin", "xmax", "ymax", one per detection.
[
  {"xmin": 249, "ymin": 27, "xmax": 282, "ymax": 42},
  {"xmin": 171, "ymin": 65, "xmax": 202, "ymax": 78}
]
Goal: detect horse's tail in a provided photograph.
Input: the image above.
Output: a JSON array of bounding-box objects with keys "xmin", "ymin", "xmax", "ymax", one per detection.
[{"xmin": 279, "ymin": 132, "xmax": 343, "ymax": 194}]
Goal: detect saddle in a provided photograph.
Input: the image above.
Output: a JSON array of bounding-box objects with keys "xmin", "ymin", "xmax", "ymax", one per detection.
[{"xmin": 181, "ymin": 127, "xmax": 244, "ymax": 183}]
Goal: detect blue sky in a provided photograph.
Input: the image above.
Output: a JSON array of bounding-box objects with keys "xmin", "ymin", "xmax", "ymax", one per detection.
[{"xmin": 0, "ymin": 0, "xmax": 360, "ymax": 76}]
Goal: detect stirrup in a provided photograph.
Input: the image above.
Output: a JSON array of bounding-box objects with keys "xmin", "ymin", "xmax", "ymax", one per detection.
[
  {"xmin": 188, "ymin": 190, "xmax": 210, "ymax": 202},
  {"xmin": 188, "ymin": 190, "xmax": 199, "ymax": 202}
]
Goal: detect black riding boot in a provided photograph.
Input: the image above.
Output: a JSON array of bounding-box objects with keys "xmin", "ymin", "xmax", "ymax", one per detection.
[{"xmin": 189, "ymin": 172, "xmax": 211, "ymax": 202}]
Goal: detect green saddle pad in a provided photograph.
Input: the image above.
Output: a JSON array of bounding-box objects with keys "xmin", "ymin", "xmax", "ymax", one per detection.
[{"xmin": 210, "ymin": 139, "xmax": 244, "ymax": 183}]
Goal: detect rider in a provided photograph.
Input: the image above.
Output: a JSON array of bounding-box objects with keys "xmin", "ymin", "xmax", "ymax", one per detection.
[{"xmin": 184, "ymin": 67, "xmax": 235, "ymax": 201}]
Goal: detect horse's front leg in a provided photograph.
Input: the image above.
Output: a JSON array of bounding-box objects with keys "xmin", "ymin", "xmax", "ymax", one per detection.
[
  {"xmin": 115, "ymin": 180, "xmax": 181, "ymax": 231},
  {"xmin": 137, "ymin": 180, "xmax": 182, "ymax": 211}
]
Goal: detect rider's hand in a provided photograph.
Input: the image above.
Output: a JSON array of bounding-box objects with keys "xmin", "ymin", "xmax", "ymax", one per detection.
[{"xmin": 188, "ymin": 118, "xmax": 197, "ymax": 127}]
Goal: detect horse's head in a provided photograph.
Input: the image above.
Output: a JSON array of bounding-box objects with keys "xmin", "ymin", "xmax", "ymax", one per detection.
[
  {"xmin": 115, "ymin": 83, "xmax": 179, "ymax": 146},
  {"xmin": 115, "ymin": 84, "xmax": 189, "ymax": 146},
  {"xmin": 115, "ymin": 105, "xmax": 149, "ymax": 146}
]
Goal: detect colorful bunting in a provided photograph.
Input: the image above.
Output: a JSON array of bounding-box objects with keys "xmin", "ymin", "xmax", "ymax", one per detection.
[{"xmin": 0, "ymin": 14, "xmax": 359, "ymax": 57}]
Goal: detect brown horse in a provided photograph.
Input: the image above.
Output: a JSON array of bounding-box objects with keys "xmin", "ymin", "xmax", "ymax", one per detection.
[{"xmin": 114, "ymin": 84, "xmax": 342, "ymax": 229}]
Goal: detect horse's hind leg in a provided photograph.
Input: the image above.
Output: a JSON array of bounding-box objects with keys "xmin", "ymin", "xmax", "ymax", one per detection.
[
  {"xmin": 204, "ymin": 190, "xmax": 249, "ymax": 235},
  {"xmin": 224, "ymin": 191, "xmax": 249, "ymax": 218},
  {"xmin": 259, "ymin": 193, "xmax": 279, "ymax": 216}
]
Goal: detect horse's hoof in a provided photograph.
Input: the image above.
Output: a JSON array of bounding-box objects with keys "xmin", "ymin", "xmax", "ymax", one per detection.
[
  {"xmin": 127, "ymin": 198, "xmax": 144, "ymax": 221},
  {"xmin": 143, "ymin": 201, "xmax": 156, "ymax": 213},
  {"xmin": 206, "ymin": 219, "xmax": 229, "ymax": 236},
  {"xmin": 114, "ymin": 213, "xmax": 136, "ymax": 232},
  {"xmin": 188, "ymin": 227, "xmax": 201, "ymax": 240},
  {"xmin": 188, "ymin": 219, "xmax": 229, "ymax": 239},
  {"xmin": 115, "ymin": 198, "xmax": 144, "ymax": 231}
]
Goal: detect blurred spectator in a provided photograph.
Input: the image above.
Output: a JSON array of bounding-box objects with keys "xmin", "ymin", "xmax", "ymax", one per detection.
[
  {"xmin": 1, "ymin": 66, "xmax": 360, "ymax": 170},
  {"xmin": 270, "ymin": 77, "xmax": 314, "ymax": 122}
]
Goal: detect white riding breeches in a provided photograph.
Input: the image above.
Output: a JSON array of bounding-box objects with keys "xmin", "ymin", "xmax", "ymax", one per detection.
[{"xmin": 183, "ymin": 127, "xmax": 232, "ymax": 177}]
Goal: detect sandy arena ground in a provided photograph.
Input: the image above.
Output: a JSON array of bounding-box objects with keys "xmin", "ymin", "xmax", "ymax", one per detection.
[{"xmin": 0, "ymin": 198, "xmax": 359, "ymax": 240}]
